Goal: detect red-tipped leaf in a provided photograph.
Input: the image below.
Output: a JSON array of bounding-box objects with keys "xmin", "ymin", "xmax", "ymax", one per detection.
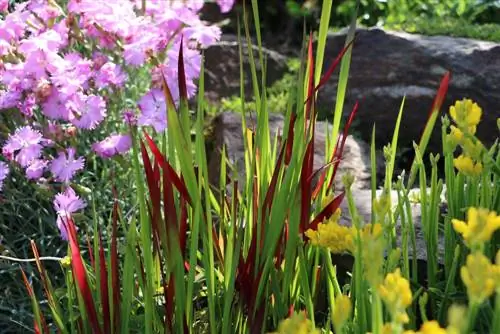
[
  {"xmin": 143, "ymin": 131, "xmax": 192, "ymax": 205},
  {"xmin": 307, "ymin": 191, "xmax": 345, "ymax": 232},
  {"xmin": 177, "ymin": 37, "xmax": 188, "ymax": 101},
  {"xmin": 66, "ymin": 218, "xmax": 103, "ymax": 334}
]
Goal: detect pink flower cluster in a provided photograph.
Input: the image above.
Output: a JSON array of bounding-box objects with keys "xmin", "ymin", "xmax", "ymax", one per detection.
[{"xmin": 0, "ymin": 0, "xmax": 234, "ymax": 238}]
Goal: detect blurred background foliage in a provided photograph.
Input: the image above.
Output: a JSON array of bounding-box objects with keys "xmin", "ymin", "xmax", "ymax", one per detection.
[{"xmin": 223, "ymin": 0, "xmax": 500, "ymax": 44}]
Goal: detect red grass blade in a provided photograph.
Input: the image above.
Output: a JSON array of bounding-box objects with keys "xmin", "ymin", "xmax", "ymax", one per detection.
[
  {"xmin": 418, "ymin": 71, "xmax": 451, "ymax": 146},
  {"xmin": 304, "ymin": 39, "xmax": 355, "ymax": 106},
  {"xmin": 98, "ymin": 230, "xmax": 111, "ymax": 334},
  {"xmin": 140, "ymin": 140, "xmax": 162, "ymax": 224},
  {"xmin": 299, "ymin": 140, "xmax": 314, "ymax": 234},
  {"xmin": 427, "ymin": 71, "xmax": 450, "ymax": 119},
  {"xmin": 143, "ymin": 131, "xmax": 192, "ymax": 205},
  {"xmin": 307, "ymin": 191, "xmax": 345, "ymax": 232},
  {"xmin": 20, "ymin": 268, "xmax": 49, "ymax": 334},
  {"xmin": 262, "ymin": 143, "xmax": 286, "ymax": 222},
  {"xmin": 66, "ymin": 218, "xmax": 103, "ymax": 334},
  {"xmin": 285, "ymin": 113, "xmax": 297, "ymax": 165},
  {"xmin": 160, "ymin": 69, "xmax": 176, "ymax": 111},
  {"xmin": 326, "ymin": 101, "xmax": 359, "ymax": 192},
  {"xmin": 110, "ymin": 196, "xmax": 121, "ymax": 333},
  {"xmin": 86, "ymin": 233, "xmax": 95, "ymax": 270},
  {"xmin": 305, "ymin": 32, "xmax": 315, "ymax": 120},
  {"xmin": 30, "ymin": 242, "xmax": 55, "ymax": 307},
  {"xmin": 177, "ymin": 37, "xmax": 188, "ymax": 102},
  {"xmin": 310, "ymin": 101, "xmax": 359, "ymax": 199}
]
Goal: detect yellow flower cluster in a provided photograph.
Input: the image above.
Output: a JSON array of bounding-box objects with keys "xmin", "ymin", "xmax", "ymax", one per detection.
[
  {"xmin": 270, "ymin": 312, "xmax": 319, "ymax": 334},
  {"xmin": 305, "ymin": 208, "xmax": 354, "ymax": 254},
  {"xmin": 452, "ymin": 207, "xmax": 500, "ymax": 249},
  {"xmin": 402, "ymin": 320, "xmax": 447, "ymax": 334},
  {"xmin": 446, "ymin": 99, "xmax": 485, "ymax": 177},
  {"xmin": 460, "ymin": 251, "xmax": 500, "ymax": 305},
  {"xmin": 449, "ymin": 99, "xmax": 482, "ymax": 135},
  {"xmin": 452, "ymin": 155, "xmax": 483, "ymax": 177},
  {"xmin": 332, "ymin": 295, "xmax": 352, "ymax": 331},
  {"xmin": 305, "ymin": 211, "xmax": 385, "ymax": 264},
  {"xmin": 378, "ymin": 268, "xmax": 413, "ymax": 325},
  {"xmin": 358, "ymin": 223, "xmax": 385, "ymax": 286}
]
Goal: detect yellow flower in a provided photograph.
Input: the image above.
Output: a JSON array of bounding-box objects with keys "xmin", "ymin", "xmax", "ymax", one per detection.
[
  {"xmin": 452, "ymin": 207, "xmax": 500, "ymax": 248},
  {"xmin": 355, "ymin": 223, "xmax": 385, "ymax": 286},
  {"xmin": 60, "ymin": 256, "xmax": 71, "ymax": 268},
  {"xmin": 332, "ymin": 295, "xmax": 352, "ymax": 331},
  {"xmin": 380, "ymin": 323, "xmax": 416, "ymax": 334},
  {"xmin": 271, "ymin": 312, "xmax": 320, "ymax": 334},
  {"xmin": 449, "ymin": 125, "xmax": 464, "ymax": 143},
  {"xmin": 447, "ymin": 304, "xmax": 467, "ymax": 334},
  {"xmin": 460, "ymin": 251, "xmax": 497, "ymax": 304},
  {"xmin": 449, "ymin": 99, "xmax": 482, "ymax": 134},
  {"xmin": 305, "ymin": 209, "xmax": 353, "ymax": 254},
  {"xmin": 453, "ymin": 154, "xmax": 482, "ymax": 177},
  {"xmin": 379, "ymin": 268, "xmax": 412, "ymax": 325},
  {"xmin": 418, "ymin": 321, "xmax": 447, "ymax": 334}
]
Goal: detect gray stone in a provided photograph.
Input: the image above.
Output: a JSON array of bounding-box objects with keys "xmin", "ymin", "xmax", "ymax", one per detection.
[
  {"xmin": 202, "ymin": 36, "xmax": 289, "ymax": 104},
  {"xmin": 202, "ymin": 29, "xmax": 500, "ymax": 155},
  {"xmin": 339, "ymin": 188, "xmax": 445, "ymax": 263},
  {"xmin": 206, "ymin": 111, "xmax": 381, "ymax": 193},
  {"xmin": 317, "ymin": 27, "xmax": 500, "ymax": 154}
]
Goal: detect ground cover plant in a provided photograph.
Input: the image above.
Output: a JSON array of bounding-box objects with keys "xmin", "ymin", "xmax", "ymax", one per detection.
[{"xmin": 1, "ymin": 0, "xmax": 500, "ymax": 333}]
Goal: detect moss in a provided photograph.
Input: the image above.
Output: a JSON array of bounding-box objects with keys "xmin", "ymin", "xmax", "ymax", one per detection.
[{"xmin": 388, "ymin": 18, "xmax": 500, "ymax": 42}]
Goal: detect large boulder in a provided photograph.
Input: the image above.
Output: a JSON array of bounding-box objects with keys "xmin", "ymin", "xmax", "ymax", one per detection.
[
  {"xmin": 202, "ymin": 35, "xmax": 289, "ymax": 104},
  {"xmin": 206, "ymin": 112, "xmax": 381, "ymax": 193},
  {"xmin": 317, "ymin": 27, "xmax": 500, "ymax": 154}
]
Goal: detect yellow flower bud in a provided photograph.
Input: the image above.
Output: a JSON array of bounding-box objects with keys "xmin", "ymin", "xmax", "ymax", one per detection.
[
  {"xmin": 453, "ymin": 154, "xmax": 482, "ymax": 177},
  {"xmin": 379, "ymin": 268, "xmax": 412, "ymax": 325},
  {"xmin": 460, "ymin": 251, "xmax": 497, "ymax": 304},
  {"xmin": 452, "ymin": 207, "xmax": 500, "ymax": 248},
  {"xmin": 333, "ymin": 295, "xmax": 352, "ymax": 331}
]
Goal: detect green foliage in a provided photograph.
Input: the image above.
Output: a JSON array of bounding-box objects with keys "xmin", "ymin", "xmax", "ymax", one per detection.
[{"xmin": 244, "ymin": 0, "xmax": 500, "ymax": 42}]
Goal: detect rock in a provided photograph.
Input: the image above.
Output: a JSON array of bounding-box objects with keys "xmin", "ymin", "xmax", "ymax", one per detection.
[
  {"xmin": 206, "ymin": 111, "xmax": 383, "ymax": 193},
  {"xmin": 338, "ymin": 188, "xmax": 445, "ymax": 263},
  {"xmin": 317, "ymin": 27, "xmax": 500, "ymax": 154},
  {"xmin": 202, "ymin": 35, "xmax": 289, "ymax": 104}
]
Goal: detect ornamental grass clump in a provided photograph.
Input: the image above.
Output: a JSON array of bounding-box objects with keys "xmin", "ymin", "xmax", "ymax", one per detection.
[{"xmin": 1, "ymin": 0, "xmax": 499, "ymax": 333}]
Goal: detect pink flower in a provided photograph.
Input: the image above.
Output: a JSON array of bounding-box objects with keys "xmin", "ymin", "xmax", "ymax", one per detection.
[
  {"xmin": 92, "ymin": 134, "xmax": 132, "ymax": 158},
  {"xmin": 216, "ymin": 0, "xmax": 235, "ymax": 13},
  {"xmin": 2, "ymin": 126, "xmax": 44, "ymax": 167},
  {"xmin": 184, "ymin": 24, "xmax": 221, "ymax": 48},
  {"xmin": 94, "ymin": 62, "xmax": 127, "ymax": 89},
  {"xmin": 42, "ymin": 89, "xmax": 72, "ymax": 120},
  {"xmin": 53, "ymin": 187, "xmax": 86, "ymax": 240},
  {"xmin": 0, "ymin": 0, "xmax": 8, "ymax": 13},
  {"xmin": 26, "ymin": 159, "xmax": 48, "ymax": 180},
  {"xmin": 50, "ymin": 147, "xmax": 85, "ymax": 183},
  {"xmin": 137, "ymin": 88, "xmax": 167, "ymax": 132},
  {"xmin": 18, "ymin": 93, "xmax": 36, "ymax": 117},
  {"xmin": 0, "ymin": 161, "xmax": 9, "ymax": 191},
  {"xmin": 0, "ymin": 90, "xmax": 22, "ymax": 110},
  {"xmin": 67, "ymin": 93, "xmax": 107, "ymax": 129},
  {"xmin": 123, "ymin": 109, "xmax": 137, "ymax": 126}
]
